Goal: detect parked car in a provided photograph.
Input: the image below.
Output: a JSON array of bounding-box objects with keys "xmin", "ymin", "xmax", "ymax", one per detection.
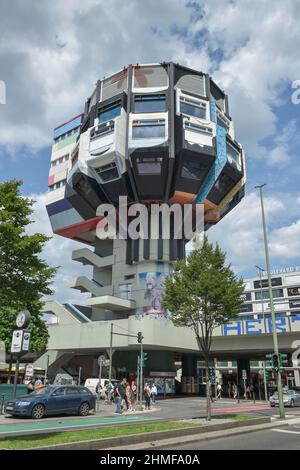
[
  {"xmin": 270, "ymin": 389, "xmax": 300, "ymax": 407},
  {"xmin": 5, "ymin": 385, "xmax": 96, "ymax": 419}
]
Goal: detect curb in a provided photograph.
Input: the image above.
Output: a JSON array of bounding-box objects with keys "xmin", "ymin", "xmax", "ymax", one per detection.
[{"xmin": 0, "ymin": 417, "xmax": 271, "ymax": 450}]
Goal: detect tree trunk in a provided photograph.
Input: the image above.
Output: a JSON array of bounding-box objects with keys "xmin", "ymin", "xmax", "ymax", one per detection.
[{"xmin": 205, "ymin": 359, "xmax": 211, "ymax": 421}]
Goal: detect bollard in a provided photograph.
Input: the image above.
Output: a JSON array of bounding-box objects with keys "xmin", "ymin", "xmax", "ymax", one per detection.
[{"xmin": 0, "ymin": 395, "xmax": 5, "ymax": 414}]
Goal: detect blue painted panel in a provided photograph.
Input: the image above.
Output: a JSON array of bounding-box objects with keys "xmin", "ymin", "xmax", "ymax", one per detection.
[
  {"xmin": 46, "ymin": 198, "xmax": 73, "ymax": 216},
  {"xmin": 53, "ymin": 116, "xmax": 82, "ymax": 140},
  {"xmin": 194, "ymin": 122, "xmax": 227, "ymax": 204},
  {"xmin": 223, "ymin": 322, "xmax": 242, "ymax": 335}
]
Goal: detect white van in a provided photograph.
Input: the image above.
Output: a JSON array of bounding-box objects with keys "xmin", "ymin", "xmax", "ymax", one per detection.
[{"xmin": 84, "ymin": 378, "xmax": 117, "ymax": 396}]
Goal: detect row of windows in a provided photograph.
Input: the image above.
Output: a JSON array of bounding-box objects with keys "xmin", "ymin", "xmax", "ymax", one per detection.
[
  {"xmin": 48, "ymin": 179, "xmax": 66, "ymax": 191},
  {"xmin": 97, "ymin": 93, "xmax": 210, "ymax": 126},
  {"xmin": 132, "ymin": 119, "xmax": 165, "ymax": 139},
  {"xmin": 241, "ymin": 286, "xmax": 300, "ymax": 303},
  {"xmin": 51, "ymin": 154, "xmax": 69, "ymax": 167},
  {"xmin": 95, "ymin": 163, "xmax": 119, "ymax": 183},
  {"xmin": 54, "ymin": 126, "xmax": 80, "ymax": 143}
]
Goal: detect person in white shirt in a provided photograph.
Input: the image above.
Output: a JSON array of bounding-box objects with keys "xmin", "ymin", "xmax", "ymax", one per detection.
[
  {"xmin": 150, "ymin": 384, "xmax": 158, "ymax": 404},
  {"xmin": 217, "ymin": 382, "xmax": 223, "ymax": 399}
]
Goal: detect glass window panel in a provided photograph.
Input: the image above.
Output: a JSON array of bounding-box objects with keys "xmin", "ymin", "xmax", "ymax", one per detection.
[
  {"xmin": 132, "ymin": 120, "xmax": 165, "ymax": 139},
  {"xmin": 226, "ymin": 143, "xmax": 241, "ymax": 170},
  {"xmin": 99, "ymin": 103, "xmax": 121, "ymax": 123},
  {"xmin": 181, "ymin": 160, "xmax": 206, "ymax": 180},
  {"xmin": 134, "ymin": 95, "xmax": 166, "ymax": 113},
  {"xmin": 180, "ymin": 99, "xmax": 206, "ymax": 119},
  {"xmin": 255, "ymin": 289, "xmax": 284, "ymax": 300},
  {"xmin": 137, "ymin": 160, "xmax": 162, "ymax": 175}
]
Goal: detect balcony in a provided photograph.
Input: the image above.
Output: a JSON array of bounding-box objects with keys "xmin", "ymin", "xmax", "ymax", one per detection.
[
  {"xmin": 86, "ymin": 295, "xmax": 136, "ymax": 311},
  {"xmin": 70, "ymin": 276, "xmax": 113, "ymax": 297},
  {"xmin": 72, "ymin": 248, "xmax": 114, "ymax": 269}
]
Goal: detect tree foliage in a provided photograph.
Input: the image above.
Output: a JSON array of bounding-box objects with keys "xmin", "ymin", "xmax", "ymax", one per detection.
[
  {"xmin": 163, "ymin": 236, "xmax": 244, "ymax": 419},
  {"xmin": 0, "ymin": 180, "xmax": 57, "ymax": 354}
]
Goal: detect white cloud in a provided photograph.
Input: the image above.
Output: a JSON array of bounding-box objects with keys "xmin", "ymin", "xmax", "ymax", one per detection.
[
  {"xmin": 1, "ymin": 0, "xmax": 300, "ymax": 166},
  {"xmin": 28, "ymin": 192, "xmax": 90, "ymax": 305},
  {"xmin": 208, "ymin": 190, "xmax": 300, "ymax": 274}
]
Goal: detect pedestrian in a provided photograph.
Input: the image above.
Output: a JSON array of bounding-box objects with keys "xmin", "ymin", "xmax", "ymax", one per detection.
[
  {"xmin": 96, "ymin": 381, "xmax": 102, "ymax": 401},
  {"xmin": 245, "ymin": 384, "xmax": 250, "ymax": 399},
  {"xmin": 119, "ymin": 378, "xmax": 126, "ymax": 411},
  {"xmin": 216, "ymin": 382, "xmax": 222, "ymax": 399},
  {"xmin": 150, "ymin": 383, "xmax": 157, "ymax": 404},
  {"xmin": 232, "ymin": 383, "xmax": 238, "ymax": 400},
  {"xmin": 130, "ymin": 380, "xmax": 137, "ymax": 411},
  {"xmin": 144, "ymin": 382, "xmax": 151, "ymax": 410},
  {"xmin": 27, "ymin": 378, "xmax": 35, "ymax": 394},
  {"xmin": 34, "ymin": 376, "xmax": 42, "ymax": 390},
  {"xmin": 125, "ymin": 383, "xmax": 132, "ymax": 411},
  {"xmin": 114, "ymin": 381, "xmax": 123, "ymax": 414}
]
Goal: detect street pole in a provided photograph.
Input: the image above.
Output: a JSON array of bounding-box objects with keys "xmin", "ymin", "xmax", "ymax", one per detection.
[
  {"xmin": 255, "ymin": 184, "xmax": 285, "ymax": 419},
  {"xmin": 109, "ymin": 323, "xmax": 113, "ymax": 385},
  {"xmin": 256, "ymin": 265, "xmax": 269, "ymax": 402},
  {"xmin": 12, "ymin": 356, "xmax": 20, "ymax": 399},
  {"xmin": 138, "ymin": 340, "xmax": 143, "ymax": 411},
  {"xmin": 44, "ymin": 354, "xmax": 49, "ymax": 385},
  {"xmin": 263, "ymin": 360, "xmax": 268, "ymax": 401}
]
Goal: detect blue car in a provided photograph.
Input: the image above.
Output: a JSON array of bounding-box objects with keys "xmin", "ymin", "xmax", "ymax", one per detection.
[{"xmin": 5, "ymin": 385, "xmax": 96, "ymax": 419}]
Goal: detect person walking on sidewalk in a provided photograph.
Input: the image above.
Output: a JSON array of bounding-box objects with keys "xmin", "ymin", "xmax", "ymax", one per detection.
[
  {"xmin": 130, "ymin": 380, "xmax": 137, "ymax": 411},
  {"xmin": 144, "ymin": 382, "xmax": 151, "ymax": 410},
  {"xmin": 150, "ymin": 383, "xmax": 157, "ymax": 404},
  {"xmin": 114, "ymin": 381, "xmax": 123, "ymax": 414},
  {"xmin": 217, "ymin": 383, "xmax": 222, "ymax": 399}
]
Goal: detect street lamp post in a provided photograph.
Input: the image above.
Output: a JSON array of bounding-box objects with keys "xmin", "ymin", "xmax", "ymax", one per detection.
[
  {"xmin": 255, "ymin": 265, "xmax": 268, "ymax": 402},
  {"xmin": 255, "ymin": 184, "xmax": 285, "ymax": 419}
]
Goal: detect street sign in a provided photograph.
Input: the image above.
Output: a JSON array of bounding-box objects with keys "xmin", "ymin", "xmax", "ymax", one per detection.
[
  {"xmin": 11, "ymin": 330, "xmax": 31, "ymax": 354},
  {"xmin": 22, "ymin": 331, "xmax": 31, "ymax": 352},
  {"xmin": 242, "ymin": 369, "xmax": 247, "ymax": 380},
  {"xmin": 11, "ymin": 330, "xmax": 23, "ymax": 353}
]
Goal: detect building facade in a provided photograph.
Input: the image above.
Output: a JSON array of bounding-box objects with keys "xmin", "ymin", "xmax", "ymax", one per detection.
[{"xmin": 39, "ymin": 63, "xmax": 247, "ymax": 393}]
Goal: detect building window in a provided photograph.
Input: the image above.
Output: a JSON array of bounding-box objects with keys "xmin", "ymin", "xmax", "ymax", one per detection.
[
  {"xmin": 288, "ymin": 287, "xmax": 300, "ymax": 297},
  {"xmin": 95, "ymin": 162, "xmax": 119, "ymax": 182},
  {"xmin": 226, "ymin": 143, "xmax": 242, "ymax": 171},
  {"xmin": 90, "ymin": 121, "xmax": 114, "ymax": 140},
  {"xmin": 240, "ymin": 292, "xmax": 252, "ymax": 302},
  {"xmin": 51, "ymin": 154, "xmax": 69, "ymax": 167},
  {"xmin": 136, "ymin": 157, "xmax": 162, "ymax": 175},
  {"xmin": 215, "ymin": 172, "xmax": 235, "ymax": 194},
  {"xmin": 119, "ymin": 284, "xmax": 132, "ymax": 300},
  {"xmin": 134, "ymin": 94, "xmax": 166, "ymax": 113},
  {"xmin": 253, "ymin": 277, "xmax": 282, "ymax": 289},
  {"xmin": 255, "ymin": 288, "xmax": 284, "ymax": 301},
  {"xmin": 181, "ymin": 160, "xmax": 207, "ymax": 180},
  {"xmin": 48, "ymin": 179, "xmax": 66, "ymax": 192},
  {"xmin": 240, "ymin": 303, "xmax": 253, "ymax": 313},
  {"xmin": 54, "ymin": 127, "xmax": 79, "ymax": 143},
  {"xmin": 184, "ymin": 122, "xmax": 212, "ymax": 135},
  {"xmin": 132, "ymin": 119, "xmax": 165, "ymax": 139},
  {"xmin": 98, "ymin": 101, "xmax": 121, "ymax": 123},
  {"xmin": 180, "ymin": 96, "xmax": 207, "ymax": 120}
]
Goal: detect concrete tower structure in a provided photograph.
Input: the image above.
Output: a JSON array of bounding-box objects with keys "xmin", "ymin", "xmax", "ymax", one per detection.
[{"xmin": 42, "ymin": 63, "xmax": 246, "ymax": 389}]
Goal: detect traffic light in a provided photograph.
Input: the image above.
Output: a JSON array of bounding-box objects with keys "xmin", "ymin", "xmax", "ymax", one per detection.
[
  {"xmin": 137, "ymin": 331, "xmax": 143, "ymax": 343},
  {"xmin": 209, "ymin": 367, "xmax": 215, "ymax": 384},
  {"xmin": 143, "ymin": 352, "xmax": 149, "ymax": 363},
  {"xmin": 280, "ymin": 353, "xmax": 289, "ymax": 366},
  {"xmin": 272, "ymin": 353, "xmax": 280, "ymax": 373}
]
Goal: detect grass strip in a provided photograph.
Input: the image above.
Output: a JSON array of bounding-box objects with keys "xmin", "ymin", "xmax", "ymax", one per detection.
[{"xmin": 0, "ymin": 421, "xmax": 201, "ymax": 450}]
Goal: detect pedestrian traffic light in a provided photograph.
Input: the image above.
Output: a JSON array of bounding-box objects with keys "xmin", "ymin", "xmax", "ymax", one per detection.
[
  {"xmin": 137, "ymin": 331, "xmax": 143, "ymax": 343},
  {"xmin": 280, "ymin": 353, "xmax": 289, "ymax": 366},
  {"xmin": 272, "ymin": 353, "xmax": 280, "ymax": 373},
  {"xmin": 143, "ymin": 352, "xmax": 149, "ymax": 362},
  {"xmin": 209, "ymin": 367, "xmax": 215, "ymax": 383}
]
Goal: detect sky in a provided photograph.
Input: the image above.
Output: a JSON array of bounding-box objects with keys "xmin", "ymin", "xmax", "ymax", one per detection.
[{"xmin": 0, "ymin": 0, "xmax": 300, "ymax": 304}]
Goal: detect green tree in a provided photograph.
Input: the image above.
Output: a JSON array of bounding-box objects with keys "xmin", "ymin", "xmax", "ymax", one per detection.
[
  {"xmin": 163, "ymin": 236, "xmax": 244, "ymax": 420},
  {"xmin": 0, "ymin": 180, "xmax": 57, "ymax": 380}
]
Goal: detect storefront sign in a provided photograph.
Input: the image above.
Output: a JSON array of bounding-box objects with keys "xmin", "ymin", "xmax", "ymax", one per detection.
[{"xmin": 223, "ymin": 315, "xmax": 300, "ymax": 336}]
